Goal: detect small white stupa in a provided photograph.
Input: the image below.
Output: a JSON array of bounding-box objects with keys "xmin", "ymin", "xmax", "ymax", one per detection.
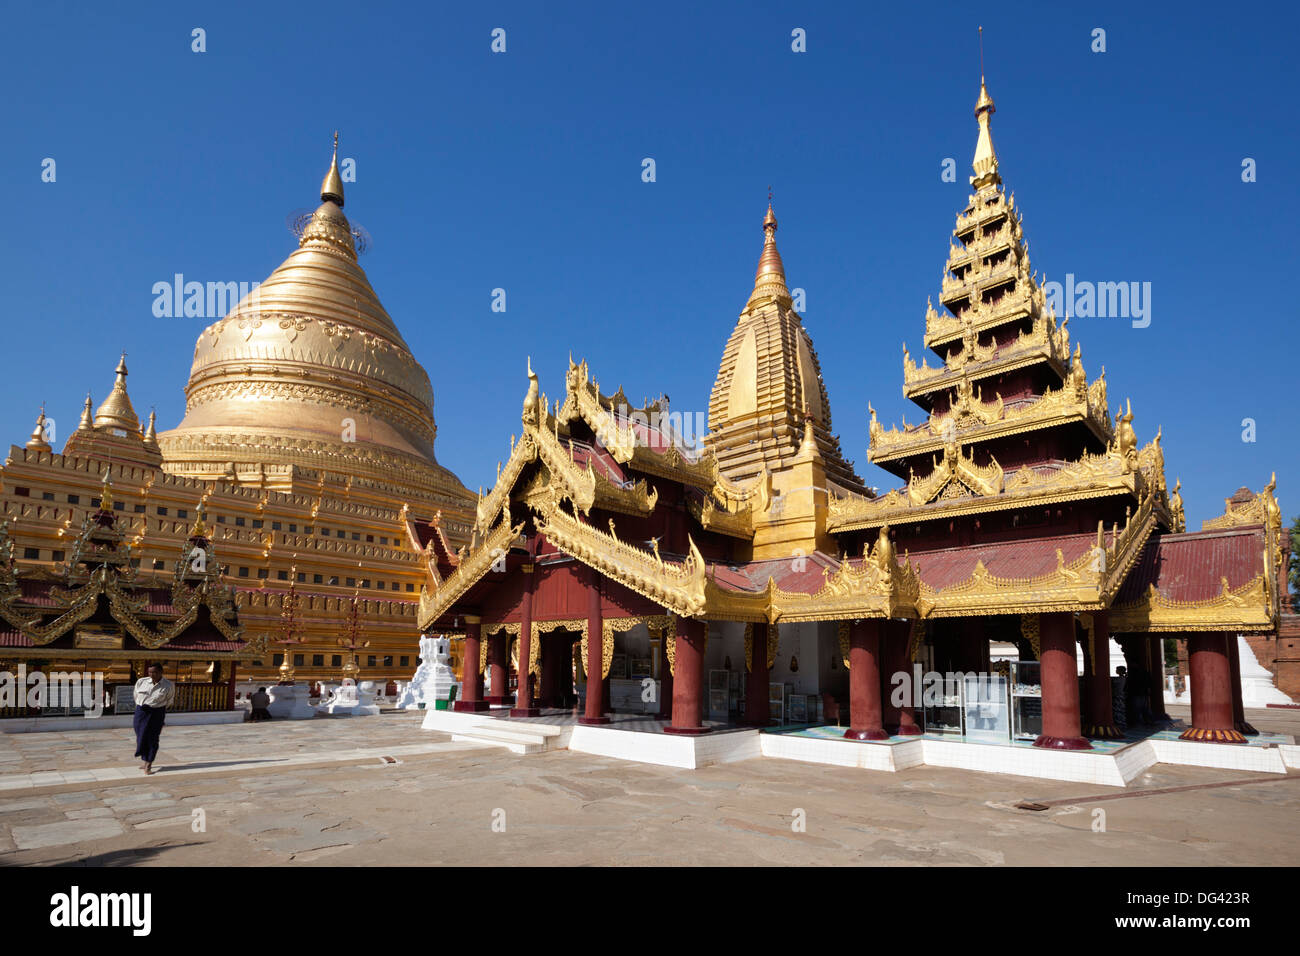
[
  {"xmin": 317, "ymin": 677, "xmax": 380, "ymax": 717},
  {"xmin": 397, "ymin": 635, "xmax": 459, "ymax": 710}
]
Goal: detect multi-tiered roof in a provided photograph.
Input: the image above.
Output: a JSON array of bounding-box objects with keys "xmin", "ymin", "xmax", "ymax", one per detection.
[{"xmin": 832, "ymin": 77, "xmax": 1169, "ymax": 545}]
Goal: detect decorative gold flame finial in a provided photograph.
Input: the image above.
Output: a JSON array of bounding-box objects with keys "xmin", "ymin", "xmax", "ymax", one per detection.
[{"xmin": 320, "ymin": 130, "xmax": 345, "ymax": 207}]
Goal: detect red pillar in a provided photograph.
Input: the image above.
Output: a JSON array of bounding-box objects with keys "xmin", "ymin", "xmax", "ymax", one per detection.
[
  {"xmin": 580, "ymin": 569, "xmax": 609, "ymax": 725},
  {"xmin": 1033, "ymin": 612, "xmax": 1090, "ymax": 750},
  {"xmin": 744, "ymin": 623, "xmax": 770, "ymax": 726},
  {"xmin": 485, "ymin": 633, "xmax": 512, "ymax": 706},
  {"xmin": 1226, "ymin": 634, "xmax": 1258, "ymax": 735},
  {"xmin": 665, "ymin": 616, "xmax": 709, "ymax": 735},
  {"xmin": 1083, "ymin": 612, "xmax": 1121, "ymax": 739},
  {"xmin": 1147, "ymin": 637, "xmax": 1171, "ymax": 722},
  {"xmin": 1181, "ymin": 632, "xmax": 1246, "ymax": 742},
  {"xmin": 510, "ymin": 565, "xmax": 540, "ymax": 717},
  {"xmin": 845, "ymin": 619, "xmax": 887, "ymax": 740},
  {"xmin": 453, "ymin": 617, "xmax": 489, "ymax": 712},
  {"xmin": 886, "ymin": 620, "xmax": 922, "ymax": 736}
]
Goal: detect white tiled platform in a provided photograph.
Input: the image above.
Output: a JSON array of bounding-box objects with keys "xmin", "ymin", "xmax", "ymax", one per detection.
[
  {"xmin": 760, "ymin": 730, "xmax": 1296, "ymax": 787},
  {"xmin": 423, "ymin": 708, "xmax": 760, "ymax": 769},
  {"xmin": 422, "ymin": 708, "xmax": 1297, "ymax": 785}
]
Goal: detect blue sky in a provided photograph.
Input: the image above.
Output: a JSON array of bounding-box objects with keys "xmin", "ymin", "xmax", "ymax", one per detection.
[{"xmin": 2, "ymin": 0, "xmax": 1296, "ymax": 526}]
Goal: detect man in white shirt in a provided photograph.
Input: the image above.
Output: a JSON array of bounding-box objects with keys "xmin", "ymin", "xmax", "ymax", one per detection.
[{"xmin": 132, "ymin": 663, "xmax": 175, "ymax": 774}]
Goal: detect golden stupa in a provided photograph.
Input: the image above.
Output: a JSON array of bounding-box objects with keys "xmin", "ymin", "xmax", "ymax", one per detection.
[
  {"xmin": 157, "ymin": 135, "xmax": 466, "ymax": 507},
  {"xmin": 708, "ymin": 202, "xmax": 863, "ymax": 494}
]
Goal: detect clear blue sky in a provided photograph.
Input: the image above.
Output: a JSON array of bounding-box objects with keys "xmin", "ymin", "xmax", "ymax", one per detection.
[{"xmin": 2, "ymin": 0, "xmax": 1296, "ymax": 527}]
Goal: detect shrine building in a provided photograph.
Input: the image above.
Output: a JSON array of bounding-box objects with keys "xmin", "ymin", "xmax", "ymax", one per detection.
[{"xmin": 417, "ymin": 75, "xmax": 1288, "ymax": 778}]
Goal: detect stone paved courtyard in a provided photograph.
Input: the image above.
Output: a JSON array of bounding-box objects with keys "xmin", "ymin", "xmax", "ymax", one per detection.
[{"xmin": 0, "ymin": 706, "xmax": 1297, "ymax": 866}]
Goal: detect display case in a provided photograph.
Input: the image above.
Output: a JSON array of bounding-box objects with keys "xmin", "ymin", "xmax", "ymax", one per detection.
[
  {"xmin": 708, "ymin": 670, "xmax": 729, "ymax": 721},
  {"xmin": 768, "ymin": 682, "xmax": 785, "ymax": 725},
  {"xmin": 1010, "ymin": 660, "xmax": 1042, "ymax": 740},
  {"xmin": 788, "ymin": 694, "xmax": 808, "ymax": 723},
  {"xmin": 922, "ymin": 679, "xmax": 964, "ymax": 736},
  {"xmin": 962, "ymin": 673, "xmax": 1009, "ymax": 743}
]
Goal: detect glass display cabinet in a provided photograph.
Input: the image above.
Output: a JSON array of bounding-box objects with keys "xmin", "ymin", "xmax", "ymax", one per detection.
[
  {"xmin": 1010, "ymin": 660, "xmax": 1042, "ymax": 740},
  {"xmin": 962, "ymin": 673, "xmax": 1010, "ymax": 743},
  {"xmin": 923, "ymin": 676, "xmax": 964, "ymax": 735}
]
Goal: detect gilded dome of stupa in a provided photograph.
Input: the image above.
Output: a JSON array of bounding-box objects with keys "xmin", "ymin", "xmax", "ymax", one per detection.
[{"xmin": 157, "ymin": 136, "xmax": 467, "ymax": 503}]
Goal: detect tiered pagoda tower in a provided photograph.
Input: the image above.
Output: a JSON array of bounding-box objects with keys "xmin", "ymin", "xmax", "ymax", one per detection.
[{"xmin": 833, "ymin": 75, "xmax": 1174, "ymax": 558}]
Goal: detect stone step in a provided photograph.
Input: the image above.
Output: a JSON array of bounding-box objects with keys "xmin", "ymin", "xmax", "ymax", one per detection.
[
  {"xmin": 450, "ymin": 735, "xmax": 542, "ymax": 755},
  {"xmin": 483, "ymin": 720, "xmax": 565, "ymax": 739},
  {"xmin": 450, "ymin": 728, "xmax": 550, "ymax": 755}
]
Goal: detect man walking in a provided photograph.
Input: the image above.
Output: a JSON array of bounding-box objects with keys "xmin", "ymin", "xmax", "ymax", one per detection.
[{"xmin": 133, "ymin": 663, "xmax": 175, "ymax": 774}]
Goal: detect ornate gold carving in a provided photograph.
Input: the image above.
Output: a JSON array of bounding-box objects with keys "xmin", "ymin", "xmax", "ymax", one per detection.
[
  {"xmin": 1020, "ymin": 614, "xmax": 1040, "ymax": 658},
  {"xmin": 532, "ymin": 497, "xmax": 707, "ymax": 618},
  {"xmin": 870, "ymin": 369, "xmax": 1112, "ymax": 464},
  {"xmin": 1110, "ymin": 574, "xmax": 1274, "ymax": 633},
  {"xmin": 417, "ymin": 513, "xmax": 525, "ymax": 630}
]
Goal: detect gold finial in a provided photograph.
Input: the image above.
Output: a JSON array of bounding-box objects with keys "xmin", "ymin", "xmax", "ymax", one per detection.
[
  {"xmin": 93, "ymin": 351, "xmax": 141, "ymax": 433},
  {"xmin": 26, "ymin": 406, "xmax": 51, "ymax": 452},
  {"xmin": 971, "ymin": 28, "xmax": 1000, "ymax": 188},
  {"xmin": 320, "ymin": 130, "xmax": 345, "ymax": 207},
  {"xmin": 99, "ymin": 469, "xmax": 114, "ymax": 511},
  {"xmin": 747, "ymin": 196, "xmax": 791, "ymax": 309},
  {"xmin": 143, "ymin": 409, "xmax": 159, "ymax": 449},
  {"xmin": 78, "ymin": 393, "xmax": 93, "ymax": 431},
  {"xmin": 190, "ymin": 502, "xmax": 209, "ymax": 539}
]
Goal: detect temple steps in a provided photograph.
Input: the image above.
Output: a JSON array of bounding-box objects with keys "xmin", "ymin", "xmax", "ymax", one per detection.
[{"xmin": 450, "ymin": 721, "xmax": 561, "ymax": 755}]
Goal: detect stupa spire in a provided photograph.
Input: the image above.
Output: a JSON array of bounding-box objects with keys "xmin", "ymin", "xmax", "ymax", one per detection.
[
  {"xmin": 78, "ymin": 393, "xmax": 94, "ymax": 431},
  {"xmin": 320, "ymin": 131, "xmax": 345, "ymax": 207},
  {"xmin": 972, "ymin": 28, "xmax": 1000, "ymax": 188},
  {"xmin": 93, "ymin": 352, "xmax": 141, "ymax": 434},
  {"xmin": 746, "ymin": 195, "xmax": 791, "ymax": 309},
  {"xmin": 26, "ymin": 406, "xmax": 51, "ymax": 452},
  {"xmin": 143, "ymin": 409, "xmax": 160, "ymax": 451}
]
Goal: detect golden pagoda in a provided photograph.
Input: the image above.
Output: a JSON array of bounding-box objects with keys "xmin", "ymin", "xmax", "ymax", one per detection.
[
  {"xmin": 157, "ymin": 134, "xmax": 466, "ymax": 509},
  {"xmin": 708, "ymin": 202, "xmax": 865, "ymax": 558},
  {"xmin": 0, "ymin": 138, "xmax": 476, "ymax": 688}
]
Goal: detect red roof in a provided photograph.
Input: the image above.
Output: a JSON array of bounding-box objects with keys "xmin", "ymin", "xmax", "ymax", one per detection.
[
  {"xmin": 0, "ymin": 630, "xmax": 34, "ymax": 647},
  {"xmin": 1115, "ymin": 527, "xmax": 1264, "ymax": 603},
  {"xmin": 907, "ymin": 530, "xmax": 1106, "ymax": 591}
]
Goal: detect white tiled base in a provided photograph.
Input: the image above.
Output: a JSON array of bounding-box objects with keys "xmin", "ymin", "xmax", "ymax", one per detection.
[
  {"xmin": 569, "ymin": 726, "xmax": 760, "ymax": 769},
  {"xmin": 759, "ymin": 732, "xmax": 907, "ymax": 771},
  {"xmin": 1146, "ymin": 737, "xmax": 1289, "ymax": 774},
  {"xmin": 422, "ymin": 709, "xmax": 1296, "ymax": 785},
  {"xmin": 760, "ymin": 733, "xmax": 1294, "ymax": 787},
  {"xmin": 1280, "ymin": 745, "xmax": 1300, "ymax": 770}
]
